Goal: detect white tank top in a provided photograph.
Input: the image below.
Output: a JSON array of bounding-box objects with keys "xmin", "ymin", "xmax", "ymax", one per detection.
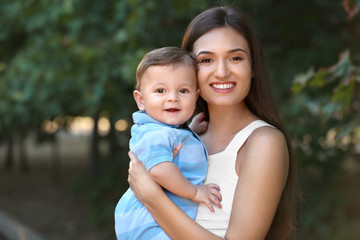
[{"xmin": 195, "ymin": 120, "xmax": 274, "ymax": 237}]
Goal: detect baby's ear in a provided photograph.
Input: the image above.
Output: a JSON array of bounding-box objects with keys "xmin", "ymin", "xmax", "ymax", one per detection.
[{"xmin": 133, "ymin": 90, "xmax": 145, "ymax": 111}]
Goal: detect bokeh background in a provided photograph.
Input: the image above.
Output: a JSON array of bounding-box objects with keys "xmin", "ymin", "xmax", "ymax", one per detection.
[{"xmin": 0, "ymin": 0, "xmax": 359, "ymax": 239}]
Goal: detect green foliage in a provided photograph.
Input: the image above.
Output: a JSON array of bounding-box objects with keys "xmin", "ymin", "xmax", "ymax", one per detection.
[
  {"xmin": 1, "ymin": 1, "xmax": 112, "ymax": 137},
  {"xmin": 0, "ymin": 0, "xmax": 219, "ymax": 138},
  {"xmin": 294, "ymin": 50, "xmax": 358, "ymax": 101},
  {"xmin": 292, "ymin": 50, "xmax": 360, "ymax": 136},
  {"xmin": 288, "ymin": 3, "xmax": 360, "ymax": 237}
]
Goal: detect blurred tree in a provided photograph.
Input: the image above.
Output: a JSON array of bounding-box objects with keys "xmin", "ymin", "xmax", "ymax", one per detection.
[
  {"xmin": 289, "ymin": 1, "xmax": 360, "ymax": 238},
  {"xmin": 1, "ymin": 0, "xmax": 113, "ymax": 173},
  {"xmin": 0, "ymin": 0, "xmax": 216, "ymax": 174}
]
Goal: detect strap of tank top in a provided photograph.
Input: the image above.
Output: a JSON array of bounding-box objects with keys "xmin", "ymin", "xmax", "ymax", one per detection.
[{"xmin": 225, "ymin": 120, "xmax": 274, "ymax": 152}]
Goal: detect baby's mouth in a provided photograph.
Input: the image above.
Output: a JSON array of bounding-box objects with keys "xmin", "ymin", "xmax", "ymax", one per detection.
[{"xmin": 166, "ymin": 108, "xmax": 180, "ymax": 112}]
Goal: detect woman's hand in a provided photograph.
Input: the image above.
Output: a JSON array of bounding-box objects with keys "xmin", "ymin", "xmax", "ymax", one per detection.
[
  {"xmin": 128, "ymin": 151, "xmax": 162, "ymax": 204},
  {"xmin": 128, "ymin": 143, "xmax": 182, "ymax": 204},
  {"xmin": 189, "ymin": 112, "xmax": 208, "ymax": 135}
]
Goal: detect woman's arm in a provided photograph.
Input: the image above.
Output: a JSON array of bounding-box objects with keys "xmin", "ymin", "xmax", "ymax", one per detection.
[
  {"xmin": 226, "ymin": 127, "xmax": 289, "ymax": 239},
  {"xmin": 128, "ymin": 126, "xmax": 289, "ymax": 240},
  {"xmin": 128, "ymin": 151, "xmax": 223, "ymax": 240}
]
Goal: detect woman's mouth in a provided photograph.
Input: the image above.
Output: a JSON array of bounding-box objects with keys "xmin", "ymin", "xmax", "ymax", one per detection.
[
  {"xmin": 210, "ymin": 82, "xmax": 235, "ymax": 92},
  {"xmin": 210, "ymin": 83, "xmax": 235, "ymax": 89}
]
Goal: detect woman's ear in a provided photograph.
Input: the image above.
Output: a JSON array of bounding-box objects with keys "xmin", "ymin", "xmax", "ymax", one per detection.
[
  {"xmin": 133, "ymin": 90, "xmax": 145, "ymax": 111},
  {"xmin": 196, "ymin": 89, "xmax": 200, "ymax": 99}
]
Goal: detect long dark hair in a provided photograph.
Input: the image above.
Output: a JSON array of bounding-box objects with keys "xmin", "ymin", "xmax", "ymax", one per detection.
[{"xmin": 182, "ymin": 6, "xmax": 297, "ymax": 239}]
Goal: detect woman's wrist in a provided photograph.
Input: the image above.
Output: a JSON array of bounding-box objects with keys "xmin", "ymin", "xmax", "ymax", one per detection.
[{"xmin": 142, "ymin": 187, "xmax": 167, "ymax": 210}]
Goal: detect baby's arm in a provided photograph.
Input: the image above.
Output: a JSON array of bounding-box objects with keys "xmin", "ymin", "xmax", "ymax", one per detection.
[{"xmin": 149, "ymin": 162, "xmax": 222, "ymax": 212}]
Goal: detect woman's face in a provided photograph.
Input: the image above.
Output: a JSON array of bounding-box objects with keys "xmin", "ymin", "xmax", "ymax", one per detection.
[{"xmin": 193, "ymin": 27, "xmax": 252, "ymax": 108}]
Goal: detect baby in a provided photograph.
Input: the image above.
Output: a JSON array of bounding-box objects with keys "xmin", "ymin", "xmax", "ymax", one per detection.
[{"xmin": 114, "ymin": 47, "xmax": 221, "ymax": 240}]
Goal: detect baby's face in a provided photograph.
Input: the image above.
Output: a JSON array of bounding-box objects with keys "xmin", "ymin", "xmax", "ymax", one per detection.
[{"xmin": 136, "ymin": 65, "xmax": 199, "ymax": 126}]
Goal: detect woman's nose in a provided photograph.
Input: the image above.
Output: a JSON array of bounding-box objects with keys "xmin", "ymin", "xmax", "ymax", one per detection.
[{"xmin": 214, "ymin": 60, "xmax": 230, "ymax": 78}]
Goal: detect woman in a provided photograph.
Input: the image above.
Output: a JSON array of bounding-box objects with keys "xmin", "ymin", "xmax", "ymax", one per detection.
[{"xmin": 127, "ymin": 6, "xmax": 296, "ymax": 240}]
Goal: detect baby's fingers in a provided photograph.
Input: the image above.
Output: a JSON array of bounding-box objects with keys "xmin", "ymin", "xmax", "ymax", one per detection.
[
  {"xmin": 209, "ymin": 194, "xmax": 222, "ymax": 209},
  {"xmin": 207, "ymin": 183, "xmax": 220, "ymax": 191},
  {"xmin": 205, "ymin": 200, "xmax": 215, "ymax": 213},
  {"xmin": 208, "ymin": 184, "xmax": 222, "ymax": 202}
]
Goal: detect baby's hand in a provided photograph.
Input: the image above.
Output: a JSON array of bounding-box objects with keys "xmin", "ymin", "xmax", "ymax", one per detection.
[{"xmin": 192, "ymin": 183, "xmax": 222, "ymax": 213}]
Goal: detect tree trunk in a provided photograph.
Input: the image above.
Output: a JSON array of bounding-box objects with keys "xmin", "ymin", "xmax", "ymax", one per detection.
[
  {"xmin": 89, "ymin": 115, "xmax": 100, "ymax": 179},
  {"xmin": 19, "ymin": 135, "xmax": 29, "ymax": 173},
  {"xmin": 5, "ymin": 135, "xmax": 14, "ymax": 170},
  {"xmin": 52, "ymin": 136, "xmax": 61, "ymax": 184},
  {"xmin": 108, "ymin": 117, "xmax": 118, "ymax": 159}
]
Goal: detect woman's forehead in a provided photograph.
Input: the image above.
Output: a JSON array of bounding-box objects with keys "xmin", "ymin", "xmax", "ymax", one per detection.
[{"xmin": 192, "ymin": 27, "xmax": 250, "ymax": 54}]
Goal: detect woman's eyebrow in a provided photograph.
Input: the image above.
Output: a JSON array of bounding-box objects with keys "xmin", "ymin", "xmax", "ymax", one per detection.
[
  {"xmin": 229, "ymin": 48, "xmax": 248, "ymax": 54},
  {"xmin": 229, "ymin": 48, "xmax": 250, "ymax": 59},
  {"xmin": 197, "ymin": 48, "xmax": 249, "ymax": 57},
  {"xmin": 196, "ymin": 51, "xmax": 213, "ymax": 57}
]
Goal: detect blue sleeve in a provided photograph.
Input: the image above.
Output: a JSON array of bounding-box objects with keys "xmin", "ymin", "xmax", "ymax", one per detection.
[{"xmin": 130, "ymin": 126, "xmax": 181, "ymax": 171}]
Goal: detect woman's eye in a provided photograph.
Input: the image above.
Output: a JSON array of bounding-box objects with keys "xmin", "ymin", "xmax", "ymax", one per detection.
[
  {"xmin": 156, "ymin": 88, "xmax": 165, "ymax": 93},
  {"xmin": 231, "ymin": 56, "xmax": 243, "ymax": 61},
  {"xmin": 179, "ymin": 89, "xmax": 189, "ymax": 93},
  {"xmin": 199, "ymin": 58, "xmax": 212, "ymax": 63}
]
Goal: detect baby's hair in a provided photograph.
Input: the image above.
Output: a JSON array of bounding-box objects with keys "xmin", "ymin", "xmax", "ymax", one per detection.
[{"xmin": 136, "ymin": 47, "xmax": 198, "ymax": 90}]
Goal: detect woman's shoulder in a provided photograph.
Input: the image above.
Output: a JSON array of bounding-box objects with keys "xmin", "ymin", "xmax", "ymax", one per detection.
[
  {"xmin": 239, "ymin": 124, "xmax": 289, "ymax": 184},
  {"xmin": 242, "ymin": 125, "xmax": 288, "ymax": 164},
  {"xmin": 248, "ymin": 124, "xmax": 286, "ymax": 146}
]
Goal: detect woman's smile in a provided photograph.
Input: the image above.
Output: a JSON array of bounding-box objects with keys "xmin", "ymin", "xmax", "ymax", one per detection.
[{"xmin": 210, "ymin": 82, "xmax": 236, "ymax": 93}]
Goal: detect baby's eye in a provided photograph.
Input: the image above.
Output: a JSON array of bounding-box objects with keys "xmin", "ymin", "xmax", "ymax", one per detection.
[
  {"xmin": 156, "ymin": 88, "xmax": 165, "ymax": 93},
  {"xmin": 179, "ymin": 89, "xmax": 189, "ymax": 93}
]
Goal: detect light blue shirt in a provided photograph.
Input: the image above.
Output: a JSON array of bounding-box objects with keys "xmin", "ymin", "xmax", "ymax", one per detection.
[{"xmin": 114, "ymin": 111, "xmax": 208, "ymax": 240}]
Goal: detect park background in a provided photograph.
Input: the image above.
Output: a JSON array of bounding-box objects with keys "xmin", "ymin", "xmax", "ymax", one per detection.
[{"xmin": 0, "ymin": 0, "xmax": 359, "ymax": 239}]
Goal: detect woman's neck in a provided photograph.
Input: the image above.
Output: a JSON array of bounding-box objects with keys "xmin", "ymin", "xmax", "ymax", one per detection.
[{"xmin": 207, "ymin": 102, "xmax": 257, "ymax": 137}]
